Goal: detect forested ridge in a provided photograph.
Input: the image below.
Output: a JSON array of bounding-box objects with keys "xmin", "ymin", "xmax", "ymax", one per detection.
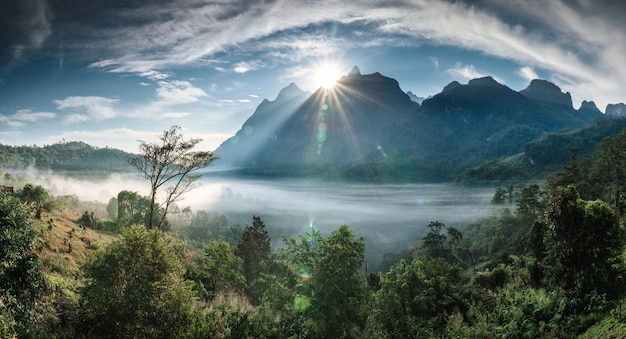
[
  {"xmin": 0, "ymin": 141, "xmax": 132, "ymax": 174},
  {"xmin": 3, "ymin": 131, "xmax": 626, "ymax": 338}
]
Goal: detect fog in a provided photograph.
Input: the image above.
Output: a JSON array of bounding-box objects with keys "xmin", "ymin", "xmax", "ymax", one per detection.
[
  {"xmin": 2, "ymin": 168, "xmax": 498, "ymax": 269},
  {"xmin": 1, "ymin": 168, "xmax": 148, "ymax": 203},
  {"xmin": 187, "ymin": 176, "xmax": 498, "ymax": 268}
]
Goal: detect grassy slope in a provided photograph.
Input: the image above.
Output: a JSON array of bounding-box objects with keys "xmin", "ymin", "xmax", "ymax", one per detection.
[
  {"xmin": 33, "ymin": 209, "xmax": 116, "ymax": 275},
  {"xmin": 30, "ymin": 208, "xmax": 117, "ymax": 329},
  {"xmin": 579, "ymin": 298, "xmax": 626, "ymax": 338}
]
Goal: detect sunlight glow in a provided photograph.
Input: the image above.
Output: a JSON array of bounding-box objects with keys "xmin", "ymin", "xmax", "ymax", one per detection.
[{"xmin": 313, "ymin": 62, "xmax": 342, "ymax": 89}]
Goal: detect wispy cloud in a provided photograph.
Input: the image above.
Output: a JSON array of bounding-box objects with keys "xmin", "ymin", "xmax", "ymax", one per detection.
[
  {"xmin": 447, "ymin": 64, "xmax": 486, "ymax": 82},
  {"xmin": 1, "ymin": 0, "xmax": 52, "ymax": 73},
  {"xmin": 124, "ymin": 81, "xmax": 210, "ymax": 120},
  {"xmin": 139, "ymin": 70, "xmax": 171, "ymax": 80},
  {"xmin": 0, "ymin": 109, "xmax": 56, "ymax": 127},
  {"xmin": 218, "ymin": 99, "xmax": 251, "ymax": 104},
  {"xmin": 54, "ymin": 96, "xmax": 119, "ymax": 122},
  {"xmin": 430, "ymin": 57, "xmax": 439, "ymax": 70},
  {"xmin": 517, "ymin": 66, "xmax": 539, "ymax": 82},
  {"xmin": 28, "ymin": 0, "xmax": 625, "ymax": 110}
]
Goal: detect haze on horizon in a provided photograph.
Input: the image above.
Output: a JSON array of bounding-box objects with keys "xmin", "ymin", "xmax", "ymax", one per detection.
[{"xmin": 1, "ymin": 0, "xmax": 625, "ymax": 153}]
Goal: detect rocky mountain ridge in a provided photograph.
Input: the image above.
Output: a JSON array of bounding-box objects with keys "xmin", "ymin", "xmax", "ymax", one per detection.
[{"xmin": 214, "ymin": 68, "xmax": 618, "ymax": 181}]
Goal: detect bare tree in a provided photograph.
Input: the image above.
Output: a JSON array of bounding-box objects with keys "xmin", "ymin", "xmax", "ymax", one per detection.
[{"xmin": 128, "ymin": 126, "xmax": 218, "ymax": 229}]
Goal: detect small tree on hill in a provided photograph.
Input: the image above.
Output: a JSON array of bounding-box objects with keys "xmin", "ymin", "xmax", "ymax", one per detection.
[{"xmin": 128, "ymin": 126, "xmax": 218, "ymax": 229}]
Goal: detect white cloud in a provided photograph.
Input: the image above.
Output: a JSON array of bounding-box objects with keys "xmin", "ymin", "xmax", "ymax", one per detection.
[
  {"xmin": 156, "ymin": 80, "xmax": 208, "ymax": 105},
  {"xmin": 160, "ymin": 112, "xmax": 193, "ymax": 119},
  {"xmin": 54, "ymin": 96, "xmax": 119, "ymax": 121},
  {"xmin": 62, "ymin": 113, "xmax": 90, "ymax": 124},
  {"xmin": 218, "ymin": 99, "xmax": 251, "ymax": 104},
  {"xmin": 430, "ymin": 57, "xmax": 439, "ymax": 70},
  {"xmin": 139, "ymin": 70, "xmax": 171, "ymax": 80},
  {"xmin": 447, "ymin": 64, "xmax": 485, "ymax": 81},
  {"xmin": 13, "ymin": 109, "xmax": 55, "ymax": 122},
  {"xmin": 233, "ymin": 62, "xmax": 253, "ymax": 73},
  {"xmin": 517, "ymin": 66, "xmax": 539, "ymax": 82},
  {"xmin": 0, "ymin": 109, "xmax": 56, "ymax": 128}
]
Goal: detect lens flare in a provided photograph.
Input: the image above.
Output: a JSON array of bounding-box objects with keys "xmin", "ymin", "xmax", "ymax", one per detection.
[{"xmin": 315, "ymin": 64, "xmax": 341, "ymax": 89}]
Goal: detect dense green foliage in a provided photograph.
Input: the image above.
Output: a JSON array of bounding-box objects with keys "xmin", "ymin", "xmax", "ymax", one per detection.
[
  {"xmin": 78, "ymin": 226, "xmax": 202, "ymax": 338},
  {"xmin": 367, "ymin": 258, "xmax": 464, "ymax": 338},
  {"xmin": 460, "ymin": 117, "xmax": 626, "ymax": 183},
  {"xmin": 544, "ymin": 185, "xmax": 623, "ymax": 298},
  {"xmin": 0, "ymin": 194, "xmax": 45, "ymax": 338}
]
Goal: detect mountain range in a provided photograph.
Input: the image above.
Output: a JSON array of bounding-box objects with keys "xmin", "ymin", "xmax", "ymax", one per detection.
[{"xmin": 214, "ymin": 66, "xmax": 623, "ymax": 181}]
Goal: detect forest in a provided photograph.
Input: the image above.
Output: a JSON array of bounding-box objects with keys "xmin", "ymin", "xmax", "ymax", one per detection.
[{"xmin": 3, "ymin": 130, "xmax": 626, "ymax": 338}]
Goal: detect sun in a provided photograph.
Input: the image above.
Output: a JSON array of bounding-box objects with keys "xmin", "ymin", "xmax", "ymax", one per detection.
[{"xmin": 313, "ymin": 62, "xmax": 342, "ymax": 89}]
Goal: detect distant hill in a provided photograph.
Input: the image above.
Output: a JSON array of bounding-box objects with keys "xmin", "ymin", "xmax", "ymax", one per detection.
[
  {"xmin": 458, "ymin": 117, "xmax": 626, "ymax": 183},
  {"xmin": 0, "ymin": 141, "xmax": 133, "ymax": 174},
  {"xmin": 215, "ymin": 69, "xmax": 607, "ymax": 181}
]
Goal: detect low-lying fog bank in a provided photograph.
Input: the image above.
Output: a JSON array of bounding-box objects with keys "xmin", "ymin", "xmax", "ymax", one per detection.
[{"xmin": 1, "ymin": 168, "xmax": 498, "ymax": 269}]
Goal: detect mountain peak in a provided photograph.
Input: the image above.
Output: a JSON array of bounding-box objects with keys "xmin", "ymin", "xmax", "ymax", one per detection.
[
  {"xmin": 606, "ymin": 103, "xmax": 626, "ymax": 116},
  {"xmin": 468, "ymin": 76, "xmax": 500, "ymax": 87},
  {"xmin": 520, "ymin": 79, "xmax": 572, "ymax": 107},
  {"xmin": 275, "ymin": 82, "xmax": 306, "ymax": 101},
  {"xmin": 348, "ymin": 66, "xmax": 361, "ymax": 77},
  {"xmin": 406, "ymin": 91, "xmax": 425, "ymax": 104},
  {"xmin": 442, "ymin": 81, "xmax": 462, "ymax": 92},
  {"xmin": 579, "ymin": 100, "xmax": 600, "ymax": 113}
]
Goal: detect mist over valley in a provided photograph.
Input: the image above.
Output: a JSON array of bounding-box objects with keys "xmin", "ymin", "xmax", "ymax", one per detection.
[{"xmin": 1, "ymin": 166, "xmax": 496, "ymax": 269}]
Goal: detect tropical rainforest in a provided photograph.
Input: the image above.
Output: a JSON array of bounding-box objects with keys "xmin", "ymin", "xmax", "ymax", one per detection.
[{"xmin": 3, "ymin": 129, "xmax": 626, "ymax": 338}]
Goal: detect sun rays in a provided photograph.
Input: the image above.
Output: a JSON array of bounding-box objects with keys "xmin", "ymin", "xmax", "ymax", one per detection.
[{"xmin": 312, "ymin": 61, "xmax": 343, "ymax": 90}]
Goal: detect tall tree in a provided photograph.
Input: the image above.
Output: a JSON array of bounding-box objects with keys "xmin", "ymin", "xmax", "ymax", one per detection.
[
  {"xmin": 545, "ymin": 185, "xmax": 624, "ymax": 297},
  {"xmin": 128, "ymin": 126, "xmax": 218, "ymax": 229},
  {"xmin": 197, "ymin": 240, "xmax": 245, "ymax": 300},
  {"xmin": 589, "ymin": 132, "xmax": 626, "ymax": 212},
  {"xmin": 515, "ymin": 184, "xmax": 545, "ymax": 218},
  {"xmin": 235, "ymin": 215, "xmax": 272, "ymax": 305},
  {"xmin": 422, "ymin": 221, "xmax": 447, "ymax": 258},
  {"xmin": 309, "ymin": 225, "xmax": 366, "ymax": 338}
]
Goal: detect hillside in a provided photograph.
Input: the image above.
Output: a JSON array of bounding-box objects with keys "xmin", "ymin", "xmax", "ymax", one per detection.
[
  {"xmin": 27, "ymin": 207, "xmax": 117, "ymax": 332},
  {"xmin": 459, "ymin": 117, "xmax": 626, "ymax": 183},
  {"xmin": 35, "ymin": 209, "xmax": 117, "ymax": 273},
  {"xmin": 0, "ymin": 141, "xmax": 133, "ymax": 174}
]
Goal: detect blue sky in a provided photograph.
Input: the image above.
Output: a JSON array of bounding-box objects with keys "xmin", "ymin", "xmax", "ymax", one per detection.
[{"xmin": 1, "ymin": 0, "xmax": 625, "ymax": 153}]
